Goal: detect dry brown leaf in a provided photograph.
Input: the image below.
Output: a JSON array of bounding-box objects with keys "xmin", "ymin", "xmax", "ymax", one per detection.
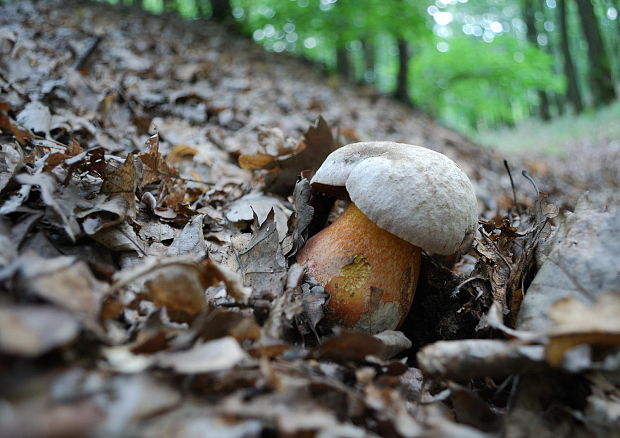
[
  {"xmin": 101, "ymin": 154, "xmax": 136, "ymax": 216},
  {"xmin": 265, "ymin": 116, "xmax": 337, "ymax": 195},
  {"xmin": 238, "ymin": 152, "xmax": 276, "ymax": 170},
  {"xmin": 203, "ymin": 260, "xmax": 252, "ymax": 304},
  {"xmin": 0, "ymin": 143, "xmax": 22, "ymax": 192},
  {"xmin": 157, "ymin": 336, "xmax": 250, "ymax": 374},
  {"xmin": 546, "ymin": 293, "xmax": 620, "ymax": 367},
  {"xmin": 145, "ymin": 264, "xmax": 208, "ymax": 320},
  {"xmin": 0, "ymin": 305, "xmax": 80, "ymax": 356},
  {"xmin": 16, "ymin": 255, "xmax": 108, "ymax": 336},
  {"xmin": 166, "ymin": 214, "xmax": 207, "ymax": 257},
  {"xmin": 235, "ymin": 210, "xmax": 287, "ymax": 294},
  {"xmin": 0, "ymin": 101, "xmax": 33, "ymax": 145},
  {"xmin": 139, "ymin": 133, "xmax": 179, "ymax": 185}
]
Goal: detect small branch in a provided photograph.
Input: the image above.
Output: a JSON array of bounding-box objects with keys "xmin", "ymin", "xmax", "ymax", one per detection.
[
  {"xmin": 503, "ymin": 160, "xmax": 521, "ymax": 216},
  {"xmin": 74, "ymin": 35, "xmax": 102, "ymax": 72}
]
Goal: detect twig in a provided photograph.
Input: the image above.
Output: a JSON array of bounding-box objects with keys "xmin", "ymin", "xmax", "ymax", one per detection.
[
  {"xmin": 74, "ymin": 35, "xmax": 102, "ymax": 72},
  {"xmin": 522, "ymin": 170, "xmax": 543, "ymax": 222},
  {"xmin": 451, "ymin": 276, "xmax": 484, "ymax": 298},
  {"xmin": 503, "ymin": 160, "xmax": 521, "ymax": 216}
]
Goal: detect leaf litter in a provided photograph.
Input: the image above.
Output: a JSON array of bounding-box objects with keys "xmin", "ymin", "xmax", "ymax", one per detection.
[{"xmin": 0, "ymin": 1, "xmax": 619, "ymax": 437}]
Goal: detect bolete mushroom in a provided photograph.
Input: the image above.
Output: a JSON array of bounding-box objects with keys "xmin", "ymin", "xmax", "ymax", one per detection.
[{"xmin": 296, "ymin": 141, "xmax": 478, "ymax": 333}]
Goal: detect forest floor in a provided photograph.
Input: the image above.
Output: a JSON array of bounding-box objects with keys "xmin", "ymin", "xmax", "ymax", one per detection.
[{"xmin": 1, "ymin": 1, "xmax": 619, "ymax": 437}]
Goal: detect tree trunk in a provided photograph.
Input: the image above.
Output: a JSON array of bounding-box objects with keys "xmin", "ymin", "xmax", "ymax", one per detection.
[
  {"xmin": 210, "ymin": 0, "xmax": 232, "ymax": 22},
  {"xmin": 361, "ymin": 39, "xmax": 375, "ymax": 83},
  {"xmin": 197, "ymin": 0, "xmax": 210, "ymax": 17},
  {"xmin": 574, "ymin": 0, "xmax": 616, "ymax": 105},
  {"xmin": 559, "ymin": 0, "xmax": 584, "ymax": 112},
  {"xmin": 394, "ymin": 38, "xmax": 410, "ymax": 104},
  {"xmin": 163, "ymin": 0, "xmax": 176, "ymax": 12},
  {"xmin": 523, "ymin": 0, "xmax": 551, "ymax": 120},
  {"xmin": 336, "ymin": 47, "xmax": 355, "ymax": 82}
]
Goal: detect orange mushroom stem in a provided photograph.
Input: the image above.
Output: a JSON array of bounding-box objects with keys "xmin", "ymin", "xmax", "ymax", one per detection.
[{"xmin": 297, "ymin": 203, "xmax": 421, "ymax": 333}]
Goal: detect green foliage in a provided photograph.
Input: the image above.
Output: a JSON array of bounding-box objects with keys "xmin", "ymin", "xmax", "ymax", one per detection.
[
  {"xmin": 97, "ymin": 0, "xmax": 620, "ymax": 131},
  {"xmin": 411, "ymin": 35, "xmax": 565, "ymax": 131}
]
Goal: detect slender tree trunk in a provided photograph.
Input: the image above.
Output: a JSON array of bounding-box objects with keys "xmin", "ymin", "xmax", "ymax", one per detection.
[
  {"xmin": 210, "ymin": 0, "xmax": 232, "ymax": 22},
  {"xmin": 559, "ymin": 0, "xmax": 584, "ymax": 112},
  {"xmin": 523, "ymin": 0, "xmax": 551, "ymax": 120},
  {"xmin": 394, "ymin": 38, "xmax": 411, "ymax": 104},
  {"xmin": 164, "ymin": 0, "xmax": 176, "ymax": 12},
  {"xmin": 336, "ymin": 47, "xmax": 355, "ymax": 82},
  {"xmin": 361, "ymin": 39, "xmax": 375, "ymax": 83},
  {"xmin": 575, "ymin": 0, "xmax": 617, "ymax": 105},
  {"xmin": 197, "ymin": 0, "xmax": 210, "ymax": 17}
]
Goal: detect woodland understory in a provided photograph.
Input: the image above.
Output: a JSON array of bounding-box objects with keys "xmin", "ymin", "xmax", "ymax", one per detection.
[{"xmin": 0, "ymin": 1, "xmax": 619, "ymax": 437}]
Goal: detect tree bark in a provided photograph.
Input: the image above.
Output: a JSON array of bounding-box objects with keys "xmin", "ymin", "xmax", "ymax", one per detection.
[
  {"xmin": 559, "ymin": 0, "xmax": 584, "ymax": 112},
  {"xmin": 523, "ymin": 0, "xmax": 551, "ymax": 120},
  {"xmin": 210, "ymin": 0, "xmax": 232, "ymax": 22},
  {"xmin": 336, "ymin": 47, "xmax": 355, "ymax": 82},
  {"xmin": 361, "ymin": 39, "xmax": 375, "ymax": 83},
  {"xmin": 394, "ymin": 38, "xmax": 411, "ymax": 104},
  {"xmin": 574, "ymin": 0, "xmax": 617, "ymax": 105}
]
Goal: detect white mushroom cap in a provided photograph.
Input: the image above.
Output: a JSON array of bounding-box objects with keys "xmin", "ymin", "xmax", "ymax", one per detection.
[{"xmin": 311, "ymin": 141, "xmax": 478, "ymax": 255}]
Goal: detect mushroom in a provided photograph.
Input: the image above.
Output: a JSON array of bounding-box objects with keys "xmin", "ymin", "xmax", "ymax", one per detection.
[{"xmin": 296, "ymin": 141, "xmax": 478, "ymax": 333}]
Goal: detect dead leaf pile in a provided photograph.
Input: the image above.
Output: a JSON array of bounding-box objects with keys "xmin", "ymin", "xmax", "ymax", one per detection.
[{"xmin": 0, "ymin": 1, "xmax": 619, "ymax": 437}]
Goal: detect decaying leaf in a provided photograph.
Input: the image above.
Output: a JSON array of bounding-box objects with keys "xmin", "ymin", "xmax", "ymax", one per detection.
[
  {"xmin": 0, "ymin": 305, "xmax": 80, "ymax": 356},
  {"xmin": 157, "ymin": 336, "xmax": 250, "ymax": 373},
  {"xmin": 17, "ymin": 172, "xmax": 81, "ymax": 240},
  {"xmin": 417, "ymin": 339, "xmax": 546, "ymax": 380},
  {"xmin": 546, "ymin": 293, "xmax": 620, "ymax": 367},
  {"xmin": 16, "ymin": 101, "xmax": 51, "ymax": 136},
  {"xmin": 518, "ymin": 198, "xmax": 620, "ymax": 332},
  {"xmin": 15, "ymin": 255, "xmax": 108, "ymax": 336},
  {"xmin": 0, "ymin": 143, "xmax": 22, "ymax": 192},
  {"xmin": 101, "ymin": 153, "xmax": 137, "ymax": 217},
  {"xmin": 145, "ymin": 263, "xmax": 208, "ymax": 320},
  {"xmin": 238, "ymin": 116, "xmax": 338, "ymax": 196},
  {"xmin": 235, "ymin": 210, "xmax": 287, "ymax": 294},
  {"xmin": 139, "ymin": 133, "xmax": 179, "ymax": 186},
  {"xmin": 166, "ymin": 214, "xmax": 208, "ymax": 257},
  {"xmin": 225, "ymin": 192, "xmax": 292, "ymax": 241}
]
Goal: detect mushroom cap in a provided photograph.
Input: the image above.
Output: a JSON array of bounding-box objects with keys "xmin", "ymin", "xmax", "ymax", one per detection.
[{"xmin": 311, "ymin": 141, "xmax": 478, "ymax": 255}]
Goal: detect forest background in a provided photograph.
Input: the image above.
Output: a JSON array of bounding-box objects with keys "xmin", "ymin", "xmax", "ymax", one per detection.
[{"xmin": 101, "ymin": 0, "xmax": 620, "ymax": 143}]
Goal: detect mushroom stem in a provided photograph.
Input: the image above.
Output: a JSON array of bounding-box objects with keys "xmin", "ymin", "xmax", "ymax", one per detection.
[{"xmin": 297, "ymin": 203, "xmax": 421, "ymax": 333}]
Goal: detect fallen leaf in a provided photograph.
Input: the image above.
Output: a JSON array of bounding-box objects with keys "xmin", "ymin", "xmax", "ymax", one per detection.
[
  {"xmin": 235, "ymin": 210, "xmax": 287, "ymax": 294},
  {"xmin": 0, "ymin": 143, "xmax": 22, "ymax": 192},
  {"xmin": 15, "ymin": 255, "xmax": 108, "ymax": 336},
  {"xmin": 101, "ymin": 154, "xmax": 137, "ymax": 217},
  {"xmin": 157, "ymin": 336, "xmax": 250, "ymax": 373},
  {"xmin": 166, "ymin": 214, "xmax": 207, "ymax": 257},
  {"xmin": 16, "ymin": 100, "xmax": 51, "ymax": 136},
  {"xmin": 0, "ymin": 305, "xmax": 80, "ymax": 356}
]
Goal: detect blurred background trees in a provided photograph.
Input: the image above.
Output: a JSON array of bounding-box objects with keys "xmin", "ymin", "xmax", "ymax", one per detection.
[{"xmin": 102, "ymin": 0, "xmax": 619, "ymax": 133}]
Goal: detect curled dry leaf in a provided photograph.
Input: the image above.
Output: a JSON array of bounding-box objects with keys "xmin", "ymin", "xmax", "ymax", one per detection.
[
  {"xmin": 546, "ymin": 292, "xmax": 620, "ymax": 367},
  {"xmin": 138, "ymin": 133, "xmax": 179, "ymax": 186},
  {"xmin": 0, "ymin": 101, "xmax": 33, "ymax": 145},
  {"xmin": 238, "ymin": 116, "xmax": 338, "ymax": 195},
  {"xmin": 101, "ymin": 153, "xmax": 136, "ymax": 217}
]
